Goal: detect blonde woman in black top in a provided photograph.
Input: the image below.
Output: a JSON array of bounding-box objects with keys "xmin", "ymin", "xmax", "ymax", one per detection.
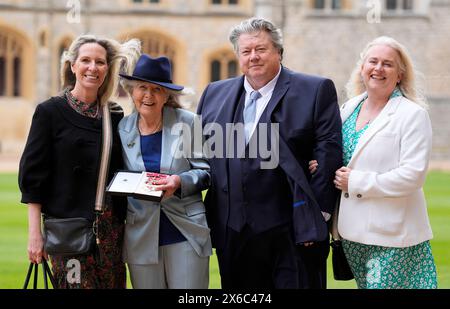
[{"xmin": 19, "ymin": 34, "xmax": 140, "ymax": 288}]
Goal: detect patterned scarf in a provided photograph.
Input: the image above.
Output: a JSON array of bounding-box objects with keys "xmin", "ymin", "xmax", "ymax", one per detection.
[{"xmin": 65, "ymin": 89, "xmax": 100, "ymax": 119}]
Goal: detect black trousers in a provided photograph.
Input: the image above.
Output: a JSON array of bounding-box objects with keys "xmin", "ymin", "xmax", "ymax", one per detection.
[
  {"xmin": 295, "ymin": 234, "xmax": 330, "ymax": 289},
  {"xmin": 216, "ymin": 224, "xmax": 299, "ymax": 289}
]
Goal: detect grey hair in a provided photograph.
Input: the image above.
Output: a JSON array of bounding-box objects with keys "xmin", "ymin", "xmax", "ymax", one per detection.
[
  {"xmin": 60, "ymin": 34, "xmax": 141, "ymax": 106},
  {"xmin": 120, "ymin": 79, "xmax": 182, "ymax": 110},
  {"xmin": 229, "ymin": 17, "xmax": 284, "ymax": 60}
]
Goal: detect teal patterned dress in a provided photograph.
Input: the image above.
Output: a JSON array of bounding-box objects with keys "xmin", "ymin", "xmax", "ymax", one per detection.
[{"xmin": 341, "ymin": 89, "xmax": 438, "ymax": 289}]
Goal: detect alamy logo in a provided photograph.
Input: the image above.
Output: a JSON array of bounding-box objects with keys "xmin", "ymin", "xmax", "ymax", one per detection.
[
  {"xmin": 366, "ymin": 258, "xmax": 381, "ymax": 284},
  {"xmin": 367, "ymin": 0, "xmax": 382, "ymax": 24},
  {"xmin": 66, "ymin": 0, "xmax": 81, "ymax": 24},
  {"xmin": 66, "ymin": 259, "xmax": 81, "ymax": 284},
  {"xmin": 170, "ymin": 116, "xmax": 280, "ymax": 170}
]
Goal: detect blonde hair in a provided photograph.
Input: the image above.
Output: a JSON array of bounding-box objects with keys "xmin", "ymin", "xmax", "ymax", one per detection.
[
  {"xmin": 60, "ymin": 34, "xmax": 141, "ymax": 106},
  {"xmin": 345, "ymin": 36, "xmax": 427, "ymax": 108}
]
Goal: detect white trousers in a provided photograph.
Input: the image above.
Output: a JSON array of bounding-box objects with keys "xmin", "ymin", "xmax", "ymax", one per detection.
[{"xmin": 128, "ymin": 241, "xmax": 209, "ymax": 289}]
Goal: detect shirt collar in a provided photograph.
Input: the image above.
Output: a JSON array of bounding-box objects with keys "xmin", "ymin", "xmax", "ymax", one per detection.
[{"xmin": 244, "ymin": 66, "xmax": 282, "ymax": 97}]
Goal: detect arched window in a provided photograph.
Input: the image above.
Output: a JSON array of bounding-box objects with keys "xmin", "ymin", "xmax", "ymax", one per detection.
[
  {"xmin": 137, "ymin": 33, "xmax": 176, "ymax": 63},
  {"xmin": 0, "ymin": 32, "xmax": 24, "ymax": 97},
  {"xmin": 56, "ymin": 37, "xmax": 73, "ymax": 91},
  {"xmin": 119, "ymin": 31, "xmax": 178, "ymax": 96},
  {"xmin": 209, "ymin": 50, "xmax": 239, "ymax": 82}
]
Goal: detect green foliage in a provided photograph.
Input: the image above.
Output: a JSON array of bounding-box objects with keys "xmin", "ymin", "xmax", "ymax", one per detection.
[{"xmin": 2, "ymin": 172, "xmax": 449, "ymax": 289}]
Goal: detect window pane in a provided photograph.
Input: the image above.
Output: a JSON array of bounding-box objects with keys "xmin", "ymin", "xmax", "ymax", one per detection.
[
  {"xmin": 314, "ymin": 0, "xmax": 325, "ymax": 9},
  {"xmin": 0, "ymin": 57, "xmax": 5, "ymax": 96},
  {"xmin": 168, "ymin": 59, "xmax": 175, "ymax": 81},
  {"xmin": 149, "ymin": 0, "xmax": 159, "ymax": 3},
  {"xmin": 211, "ymin": 0, "xmax": 222, "ymax": 4},
  {"xmin": 386, "ymin": 0, "xmax": 397, "ymax": 10},
  {"xmin": 39, "ymin": 31, "xmax": 47, "ymax": 48},
  {"xmin": 211, "ymin": 60, "xmax": 221, "ymax": 82},
  {"xmin": 229, "ymin": 0, "xmax": 238, "ymax": 4},
  {"xmin": 133, "ymin": 0, "xmax": 143, "ymax": 3},
  {"xmin": 227, "ymin": 60, "xmax": 237, "ymax": 78},
  {"xmin": 58, "ymin": 44, "xmax": 68, "ymax": 90},
  {"xmin": 332, "ymin": 0, "xmax": 341, "ymax": 10},
  {"xmin": 403, "ymin": 0, "xmax": 413, "ymax": 10},
  {"xmin": 13, "ymin": 57, "xmax": 21, "ymax": 96}
]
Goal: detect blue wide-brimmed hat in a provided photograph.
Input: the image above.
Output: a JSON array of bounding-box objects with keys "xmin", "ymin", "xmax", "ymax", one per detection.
[{"xmin": 119, "ymin": 54, "xmax": 184, "ymax": 91}]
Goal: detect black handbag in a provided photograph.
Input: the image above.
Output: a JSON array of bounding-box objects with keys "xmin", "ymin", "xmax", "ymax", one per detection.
[
  {"xmin": 331, "ymin": 239, "xmax": 354, "ymax": 280},
  {"xmin": 43, "ymin": 217, "xmax": 95, "ymax": 256},
  {"xmin": 330, "ymin": 199, "xmax": 354, "ymax": 281},
  {"xmin": 23, "ymin": 259, "xmax": 56, "ymax": 289},
  {"xmin": 42, "ymin": 104, "xmax": 113, "ymax": 257}
]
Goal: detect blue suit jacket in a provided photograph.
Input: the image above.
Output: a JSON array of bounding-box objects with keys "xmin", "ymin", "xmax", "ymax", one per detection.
[{"xmin": 197, "ymin": 67, "xmax": 342, "ymax": 249}]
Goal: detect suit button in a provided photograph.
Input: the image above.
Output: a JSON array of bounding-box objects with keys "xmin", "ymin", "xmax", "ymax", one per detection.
[
  {"xmin": 357, "ymin": 194, "xmax": 362, "ymax": 198},
  {"xmin": 344, "ymin": 193, "xmax": 349, "ymax": 198}
]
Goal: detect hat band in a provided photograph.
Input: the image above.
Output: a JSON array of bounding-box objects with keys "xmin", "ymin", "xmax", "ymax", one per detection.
[{"xmin": 134, "ymin": 74, "xmax": 172, "ymax": 84}]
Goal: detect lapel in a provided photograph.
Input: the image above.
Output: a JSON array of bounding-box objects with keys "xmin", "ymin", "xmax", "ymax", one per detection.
[
  {"xmin": 121, "ymin": 112, "xmax": 146, "ymax": 172},
  {"xmin": 213, "ymin": 76, "xmax": 245, "ymax": 126},
  {"xmin": 160, "ymin": 106, "xmax": 178, "ymax": 174},
  {"xmin": 347, "ymin": 95, "xmax": 402, "ymax": 167},
  {"xmin": 217, "ymin": 77, "xmax": 245, "ymax": 158},
  {"xmin": 265, "ymin": 67, "xmax": 290, "ymax": 122},
  {"xmin": 340, "ymin": 93, "xmax": 367, "ymax": 123}
]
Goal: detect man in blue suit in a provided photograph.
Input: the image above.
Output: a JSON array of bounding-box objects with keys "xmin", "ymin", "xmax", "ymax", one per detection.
[{"xmin": 197, "ymin": 17, "xmax": 342, "ymax": 288}]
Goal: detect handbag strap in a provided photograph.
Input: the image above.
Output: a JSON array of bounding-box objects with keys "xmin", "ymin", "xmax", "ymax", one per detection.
[
  {"xmin": 23, "ymin": 259, "xmax": 56, "ymax": 289},
  {"xmin": 43, "ymin": 259, "xmax": 57, "ymax": 288},
  {"xmin": 94, "ymin": 103, "xmax": 113, "ymax": 212}
]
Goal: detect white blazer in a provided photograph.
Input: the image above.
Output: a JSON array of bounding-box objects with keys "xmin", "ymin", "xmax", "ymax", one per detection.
[{"xmin": 337, "ymin": 93, "xmax": 433, "ymax": 248}]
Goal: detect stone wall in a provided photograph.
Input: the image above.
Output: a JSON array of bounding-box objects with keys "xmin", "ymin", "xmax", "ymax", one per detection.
[{"xmin": 1, "ymin": 0, "xmax": 449, "ymax": 165}]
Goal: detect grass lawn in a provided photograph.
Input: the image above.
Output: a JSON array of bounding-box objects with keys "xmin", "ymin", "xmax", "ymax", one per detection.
[{"xmin": 1, "ymin": 171, "xmax": 449, "ymax": 289}]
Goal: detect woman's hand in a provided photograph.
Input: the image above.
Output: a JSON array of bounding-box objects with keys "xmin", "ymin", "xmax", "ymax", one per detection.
[
  {"xmin": 28, "ymin": 230, "xmax": 47, "ymax": 264},
  {"xmin": 309, "ymin": 160, "xmax": 318, "ymax": 174},
  {"xmin": 153, "ymin": 175, "xmax": 181, "ymax": 199},
  {"xmin": 27, "ymin": 203, "xmax": 47, "ymax": 264},
  {"xmin": 334, "ymin": 167, "xmax": 352, "ymax": 192}
]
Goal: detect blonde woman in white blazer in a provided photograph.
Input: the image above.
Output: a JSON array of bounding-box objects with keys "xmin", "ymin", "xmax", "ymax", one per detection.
[{"xmin": 312, "ymin": 37, "xmax": 437, "ymax": 289}]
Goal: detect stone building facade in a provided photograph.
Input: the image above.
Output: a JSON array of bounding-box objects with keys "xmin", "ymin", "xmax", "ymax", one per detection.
[{"xmin": 0, "ymin": 0, "xmax": 449, "ymax": 164}]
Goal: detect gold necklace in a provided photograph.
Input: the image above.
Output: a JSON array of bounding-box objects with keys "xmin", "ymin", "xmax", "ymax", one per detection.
[{"xmin": 139, "ymin": 117, "xmax": 162, "ymax": 135}]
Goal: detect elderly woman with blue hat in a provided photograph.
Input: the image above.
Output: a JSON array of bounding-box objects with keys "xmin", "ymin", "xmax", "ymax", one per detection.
[{"xmin": 118, "ymin": 54, "xmax": 212, "ymax": 289}]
